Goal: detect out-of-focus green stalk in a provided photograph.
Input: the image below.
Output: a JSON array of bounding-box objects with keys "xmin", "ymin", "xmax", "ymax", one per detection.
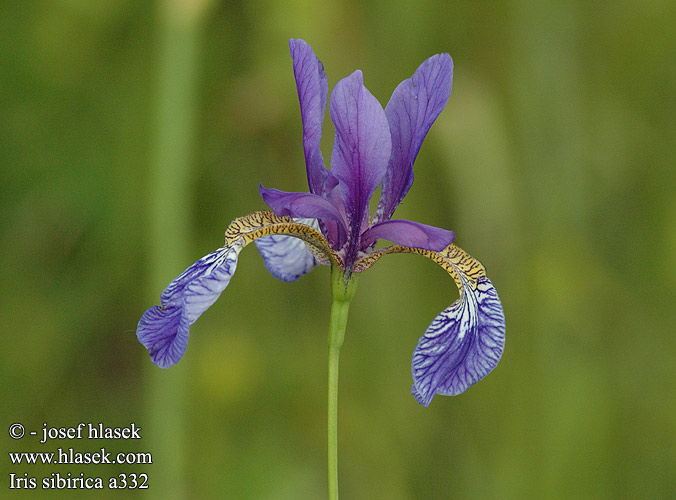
[{"xmin": 146, "ymin": 1, "xmax": 213, "ymax": 498}]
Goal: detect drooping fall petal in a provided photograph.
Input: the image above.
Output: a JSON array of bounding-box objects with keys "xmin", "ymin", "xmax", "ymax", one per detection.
[
  {"xmin": 137, "ymin": 245, "xmax": 241, "ymax": 368},
  {"xmin": 411, "ymin": 276, "xmax": 505, "ymax": 406},
  {"xmin": 137, "ymin": 211, "xmax": 341, "ymax": 368},
  {"xmin": 352, "ymin": 243, "xmax": 505, "ymax": 405}
]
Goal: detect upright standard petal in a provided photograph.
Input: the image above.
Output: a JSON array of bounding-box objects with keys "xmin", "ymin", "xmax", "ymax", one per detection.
[
  {"xmin": 290, "ymin": 39, "xmax": 329, "ymax": 194},
  {"xmin": 329, "ymin": 70, "xmax": 391, "ymax": 262},
  {"xmin": 255, "ymin": 218, "xmax": 321, "ymax": 282},
  {"xmin": 376, "ymin": 53, "xmax": 453, "ymax": 222},
  {"xmin": 137, "ymin": 245, "xmax": 241, "ymax": 368}
]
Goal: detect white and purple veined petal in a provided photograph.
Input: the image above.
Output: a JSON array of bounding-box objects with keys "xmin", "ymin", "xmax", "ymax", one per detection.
[
  {"xmin": 411, "ymin": 276, "xmax": 505, "ymax": 407},
  {"xmin": 137, "ymin": 244, "xmax": 241, "ymax": 368},
  {"xmin": 136, "ymin": 303, "xmax": 189, "ymax": 370},
  {"xmin": 255, "ymin": 218, "xmax": 322, "ymax": 282}
]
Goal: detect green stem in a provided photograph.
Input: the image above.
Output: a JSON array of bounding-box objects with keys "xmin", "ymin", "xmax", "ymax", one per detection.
[{"xmin": 327, "ymin": 266, "xmax": 359, "ymax": 500}]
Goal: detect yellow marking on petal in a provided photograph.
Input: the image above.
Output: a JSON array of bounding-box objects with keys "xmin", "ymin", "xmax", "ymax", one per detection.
[
  {"xmin": 224, "ymin": 211, "xmax": 342, "ymax": 267},
  {"xmin": 439, "ymin": 244, "xmax": 486, "ymax": 288},
  {"xmin": 306, "ymin": 243, "xmax": 333, "ymax": 266},
  {"xmin": 352, "ymin": 243, "xmax": 485, "ymax": 293},
  {"xmin": 351, "ymin": 247, "xmax": 397, "ymax": 273}
]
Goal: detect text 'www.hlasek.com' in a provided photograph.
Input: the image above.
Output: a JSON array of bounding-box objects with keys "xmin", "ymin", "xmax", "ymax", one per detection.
[{"xmin": 7, "ymin": 422, "xmax": 152, "ymax": 491}]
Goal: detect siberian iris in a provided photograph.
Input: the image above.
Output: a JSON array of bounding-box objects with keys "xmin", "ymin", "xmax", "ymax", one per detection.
[{"xmin": 137, "ymin": 39, "xmax": 505, "ymax": 408}]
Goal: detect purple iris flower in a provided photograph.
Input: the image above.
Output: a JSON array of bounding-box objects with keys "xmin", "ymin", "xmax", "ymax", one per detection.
[{"xmin": 137, "ymin": 39, "xmax": 505, "ymax": 407}]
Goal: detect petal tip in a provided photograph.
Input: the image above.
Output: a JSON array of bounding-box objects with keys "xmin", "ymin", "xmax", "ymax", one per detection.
[
  {"xmin": 288, "ymin": 37, "xmax": 308, "ymax": 51},
  {"xmin": 411, "ymin": 384, "xmax": 433, "ymax": 408},
  {"xmin": 136, "ymin": 304, "xmax": 189, "ymax": 369}
]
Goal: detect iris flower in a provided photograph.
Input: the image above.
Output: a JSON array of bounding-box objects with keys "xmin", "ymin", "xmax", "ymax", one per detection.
[{"xmin": 137, "ymin": 39, "xmax": 505, "ymax": 408}]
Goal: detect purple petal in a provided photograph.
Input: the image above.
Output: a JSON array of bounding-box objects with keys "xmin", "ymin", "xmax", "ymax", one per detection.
[
  {"xmin": 289, "ymin": 39, "xmax": 329, "ymax": 195},
  {"xmin": 329, "ymin": 70, "xmax": 391, "ymax": 257},
  {"xmin": 411, "ymin": 276, "xmax": 505, "ymax": 406},
  {"xmin": 255, "ymin": 218, "xmax": 320, "ymax": 282},
  {"xmin": 376, "ymin": 53, "xmax": 453, "ymax": 222},
  {"xmin": 259, "ymin": 185, "xmax": 347, "ymax": 247},
  {"xmin": 361, "ymin": 219, "xmax": 454, "ymax": 252},
  {"xmin": 136, "ymin": 304, "xmax": 189, "ymax": 369},
  {"xmin": 137, "ymin": 246, "xmax": 240, "ymax": 368}
]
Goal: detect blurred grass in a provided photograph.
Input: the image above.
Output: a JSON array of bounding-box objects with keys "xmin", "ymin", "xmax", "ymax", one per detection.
[
  {"xmin": 2, "ymin": 0, "xmax": 675, "ymax": 498},
  {"xmin": 144, "ymin": 1, "xmax": 215, "ymax": 499}
]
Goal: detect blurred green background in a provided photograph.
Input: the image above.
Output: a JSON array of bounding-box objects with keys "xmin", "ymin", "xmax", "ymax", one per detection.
[{"xmin": 2, "ymin": 0, "xmax": 675, "ymax": 498}]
